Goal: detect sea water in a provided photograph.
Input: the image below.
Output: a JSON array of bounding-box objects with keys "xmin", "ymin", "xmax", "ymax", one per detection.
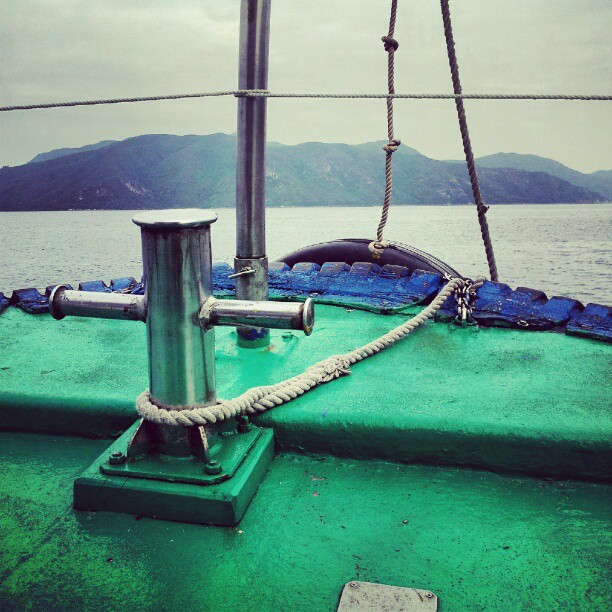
[{"xmin": 0, "ymin": 204, "xmax": 610, "ymax": 305}]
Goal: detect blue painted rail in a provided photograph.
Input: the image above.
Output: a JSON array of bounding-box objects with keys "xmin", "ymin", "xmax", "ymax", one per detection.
[{"xmin": 1, "ymin": 262, "xmax": 610, "ymax": 343}]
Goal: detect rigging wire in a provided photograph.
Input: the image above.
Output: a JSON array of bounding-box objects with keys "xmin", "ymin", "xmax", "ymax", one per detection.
[
  {"xmin": 440, "ymin": 0, "xmax": 498, "ymax": 281},
  {"xmin": 2, "ymin": 3, "xmax": 609, "ymax": 278},
  {"xmin": 1, "ymin": 91, "xmax": 611, "ymax": 112}
]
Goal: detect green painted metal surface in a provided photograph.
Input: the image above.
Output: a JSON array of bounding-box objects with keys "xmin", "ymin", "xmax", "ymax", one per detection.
[
  {"xmin": 101, "ymin": 421, "xmax": 265, "ymax": 485},
  {"xmin": 0, "ymin": 307, "xmax": 610, "ymax": 480},
  {"xmin": 75, "ymin": 424, "xmax": 274, "ymax": 526},
  {"xmin": 0, "ymin": 432, "xmax": 610, "ymax": 610}
]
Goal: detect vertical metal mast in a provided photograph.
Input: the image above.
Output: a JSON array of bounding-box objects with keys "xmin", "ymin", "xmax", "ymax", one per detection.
[{"xmin": 234, "ymin": 0, "xmax": 272, "ymax": 348}]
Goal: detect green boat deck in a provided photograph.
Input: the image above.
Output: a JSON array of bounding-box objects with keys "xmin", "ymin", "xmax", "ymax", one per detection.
[
  {"xmin": 0, "ymin": 306, "xmax": 609, "ymax": 479},
  {"xmin": 1, "ymin": 305, "xmax": 611, "ymax": 609},
  {"xmin": 1, "ymin": 433, "xmax": 610, "ymax": 610}
]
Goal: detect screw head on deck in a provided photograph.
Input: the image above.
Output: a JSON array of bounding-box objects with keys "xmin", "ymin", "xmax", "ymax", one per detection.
[
  {"xmin": 108, "ymin": 451, "xmax": 127, "ymax": 465},
  {"xmin": 236, "ymin": 415, "xmax": 253, "ymax": 433},
  {"xmin": 205, "ymin": 460, "xmax": 223, "ymax": 475}
]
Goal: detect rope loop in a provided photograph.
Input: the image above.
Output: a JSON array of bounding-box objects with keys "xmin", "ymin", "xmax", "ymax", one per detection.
[
  {"xmin": 467, "ymin": 275, "xmax": 487, "ymax": 292},
  {"xmin": 368, "ymin": 240, "xmax": 390, "ymax": 258},
  {"xmin": 234, "ymin": 89, "xmax": 269, "ymax": 98},
  {"xmin": 381, "ymin": 36, "xmax": 399, "ymax": 52},
  {"xmin": 382, "ymin": 139, "xmax": 401, "ymax": 153}
]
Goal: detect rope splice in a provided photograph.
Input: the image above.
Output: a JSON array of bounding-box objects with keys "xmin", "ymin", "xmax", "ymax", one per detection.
[{"xmin": 369, "ymin": 0, "xmax": 401, "ymax": 260}]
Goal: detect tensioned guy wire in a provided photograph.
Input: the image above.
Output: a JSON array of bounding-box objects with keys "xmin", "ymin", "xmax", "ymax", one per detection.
[
  {"xmin": 440, "ymin": 0, "xmax": 498, "ymax": 281},
  {"xmin": 1, "ymin": 91, "xmax": 611, "ymax": 112}
]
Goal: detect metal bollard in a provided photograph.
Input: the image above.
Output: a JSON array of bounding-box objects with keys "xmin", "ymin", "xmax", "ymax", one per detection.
[
  {"xmin": 133, "ymin": 209, "xmax": 218, "ymax": 409},
  {"xmin": 50, "ymin": 209, "xmax": 315, "ymax": 460}
]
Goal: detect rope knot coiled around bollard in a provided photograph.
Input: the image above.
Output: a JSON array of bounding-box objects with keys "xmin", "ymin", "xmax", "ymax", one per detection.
[
  {"xmin": 135, "ymin": 390, "xmax": 232, "ymax": 427},
  {"xmin": 382, "ymin": 139, "xmax": 401, "ymax": 153},
  {"xmin": 381, "ymin": 36, "xmax": 399, "ymax": 52}
]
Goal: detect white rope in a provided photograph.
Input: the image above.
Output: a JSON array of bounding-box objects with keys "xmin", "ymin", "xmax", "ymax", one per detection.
[
  {"xmin": 2, "ymin": 91, "xmax": 610, "ymax": 112},
  {"xmin": 368, "ymin": 0, "xmax": 401, "ymax": 260},
  {"xmin": 136, "ymin": 276, "xmax": 467, "ymax": 427}
]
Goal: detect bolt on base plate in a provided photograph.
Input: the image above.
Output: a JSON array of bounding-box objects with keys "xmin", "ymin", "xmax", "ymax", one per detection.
[
  {"xmin": 74, "ymin": 422, "xmax": 274, "ymax": 526},
  {"xmin": 101, "ymin": 421, "xmax": 265, "ymax": 486}
]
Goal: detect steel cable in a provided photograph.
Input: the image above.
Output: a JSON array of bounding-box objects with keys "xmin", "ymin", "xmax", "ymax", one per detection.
[
  {"xmin": 2, "ymin": 92, "xmax": 610, "ymax": 112},
  {"xmin": 440, "ymin": 0, "xmax": 498, "ymax": 281}
]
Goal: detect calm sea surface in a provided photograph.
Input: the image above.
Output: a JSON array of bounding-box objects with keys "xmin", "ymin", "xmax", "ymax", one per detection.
[{"xmin": 0, "ymin": 204, "xmax": 610, "ymax": 305}]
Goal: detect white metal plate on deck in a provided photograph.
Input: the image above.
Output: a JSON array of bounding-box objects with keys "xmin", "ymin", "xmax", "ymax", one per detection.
[{"xmin": 337, "ymin": 581, "xmax": 438, "ymax": 611}]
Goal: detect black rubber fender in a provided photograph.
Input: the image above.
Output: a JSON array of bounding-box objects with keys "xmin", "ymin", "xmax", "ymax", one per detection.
[{"xmin": 278, "ymin": 238, "xmax": 461, "ymax": 277}]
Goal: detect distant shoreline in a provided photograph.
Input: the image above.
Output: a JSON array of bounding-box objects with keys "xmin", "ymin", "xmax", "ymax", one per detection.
[
  {"xmin": 2, "ymin": 135, "xmax": 609, "ymax": 211},
  {"xmin": 1, "ymin": 201, "xmax": 610, "ymax": 213}
]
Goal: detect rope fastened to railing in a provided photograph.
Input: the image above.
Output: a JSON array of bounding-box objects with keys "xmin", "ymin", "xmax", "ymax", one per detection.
[{"xmin": 369, "ymin": 0, "xmax": 401, "ymax": 260}]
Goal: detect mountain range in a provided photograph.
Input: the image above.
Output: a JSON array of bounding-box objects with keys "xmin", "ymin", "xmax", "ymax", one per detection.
[{"xmin": 0, "ymin": 133, "xmax": 610, "ymax": 211}]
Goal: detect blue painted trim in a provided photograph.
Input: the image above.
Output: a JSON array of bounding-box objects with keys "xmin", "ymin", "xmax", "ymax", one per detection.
[
  {"xmin": 566, "ymin": 304, "xmax": 612, "ymax": 343},
  {"xmin": 110, "ymin": 277, "xmax": 138, "ymax": 292},
  {"xmin": 9, "ymin": 288, "xmax": 49, "ymax": 314},
  {"xmin": 438, "ymin": 281, "xmax": 586, "ymax": 332},
  {"xmin": 0, "ymin": 292, "xmax": 9, "ymax": 315},
  {"xmin": 2, "ymin": 261, "xmax": 611, "ymax": 342},
  {"xmin": 46, "ymin": 284, "xmax": 73, "ymax": 297},
  {"xmin": 78, "ymin": 280, "xmax": 111, "ymax": 292}
]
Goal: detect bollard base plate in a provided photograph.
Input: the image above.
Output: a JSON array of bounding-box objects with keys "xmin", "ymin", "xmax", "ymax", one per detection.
[
  {"xmin": 101, "ymin": 420, "xmax": 264, "ymax": 485},
  {"xmin": 73, "ymin": 424, "xmax": 274, "ymax": 526}
]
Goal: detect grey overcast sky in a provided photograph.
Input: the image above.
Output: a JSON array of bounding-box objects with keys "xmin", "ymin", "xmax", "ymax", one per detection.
[{"xmin": 0, "ymin": 0, "xmax": 610, "ymax": 172}]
